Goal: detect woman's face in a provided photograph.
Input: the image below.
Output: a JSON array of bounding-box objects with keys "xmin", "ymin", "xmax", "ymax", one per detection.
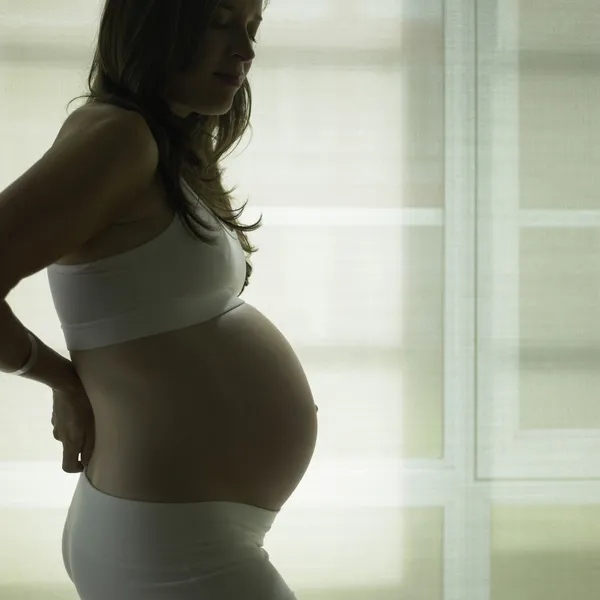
[{"xmin": 166, "ymin": 0, "xmax": 263, "ymax": 118}]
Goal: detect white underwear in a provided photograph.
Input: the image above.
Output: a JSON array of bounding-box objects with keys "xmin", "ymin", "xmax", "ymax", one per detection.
[{"xmin": 61, "ymin": 470, "xmax": 297, "ymax": 599}]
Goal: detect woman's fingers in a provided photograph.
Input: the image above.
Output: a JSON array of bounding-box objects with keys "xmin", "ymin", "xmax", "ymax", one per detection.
[{"xmin": 62, "ymin": 440, "xmax": 83, "ymax": 473}]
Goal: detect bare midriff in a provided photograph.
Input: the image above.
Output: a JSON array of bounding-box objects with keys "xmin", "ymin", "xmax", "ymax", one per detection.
[{"xmin": 72, "ymin": 302, "xmax": 318, "ymax": 512}]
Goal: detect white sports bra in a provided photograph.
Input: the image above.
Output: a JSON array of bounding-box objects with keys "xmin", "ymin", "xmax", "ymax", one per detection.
[{"xmin": 46, "ymin": 177, "xmax": 247, "ymax": 351}]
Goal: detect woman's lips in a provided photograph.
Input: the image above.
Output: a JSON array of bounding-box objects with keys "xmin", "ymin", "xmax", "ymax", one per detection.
[{"xmin": 213, "ymin": 73, "xmax": 244, "ymax": 87}]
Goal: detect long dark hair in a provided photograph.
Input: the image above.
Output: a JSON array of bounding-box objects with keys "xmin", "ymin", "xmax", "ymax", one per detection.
[{"xmin": 66, "ymin": 0, "xmax": 268, "ymax": 292}]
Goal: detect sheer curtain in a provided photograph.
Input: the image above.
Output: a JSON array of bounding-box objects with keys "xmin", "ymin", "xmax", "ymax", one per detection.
[{"xmin": 1, "ymin": 0, "xmax": 599, "ymax": 598}]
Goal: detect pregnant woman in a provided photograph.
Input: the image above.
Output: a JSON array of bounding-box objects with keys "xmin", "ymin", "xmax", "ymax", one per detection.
[{"xmin": 0, "ymin": 0, "xmax": 318, "ymax": 598}]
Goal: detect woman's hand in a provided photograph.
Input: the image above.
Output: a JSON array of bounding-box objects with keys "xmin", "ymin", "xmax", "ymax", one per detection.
[{"xmin": 51, "ymin": 380, "xmax": 95, "ymax": 474}]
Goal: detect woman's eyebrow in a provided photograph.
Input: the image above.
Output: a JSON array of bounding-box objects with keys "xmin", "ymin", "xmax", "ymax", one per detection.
[{"xmin": 218, "ymin": 4, "xmax": 263, "ymax": 23}]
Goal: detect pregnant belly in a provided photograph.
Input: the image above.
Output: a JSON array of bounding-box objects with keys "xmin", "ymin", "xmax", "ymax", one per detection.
[{"xmin": 74, "ymin": 303, "xmax": 318, "ymax": 510}]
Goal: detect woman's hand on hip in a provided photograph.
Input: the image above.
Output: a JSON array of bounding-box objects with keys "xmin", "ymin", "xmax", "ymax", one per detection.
[{"xmin": 51, "ymin": 380, "xmax": 95, "ymax": 474}]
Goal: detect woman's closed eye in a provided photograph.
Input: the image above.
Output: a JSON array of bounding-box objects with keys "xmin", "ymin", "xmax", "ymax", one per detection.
[{"xmin": 212, "ymin": 20, "xmax": 259, "ymax": 44}]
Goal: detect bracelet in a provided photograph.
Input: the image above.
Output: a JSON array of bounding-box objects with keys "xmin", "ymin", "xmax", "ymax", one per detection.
[{"xmin": 9, "ymin": 332, "xmax": 39, "ymax": 376}]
